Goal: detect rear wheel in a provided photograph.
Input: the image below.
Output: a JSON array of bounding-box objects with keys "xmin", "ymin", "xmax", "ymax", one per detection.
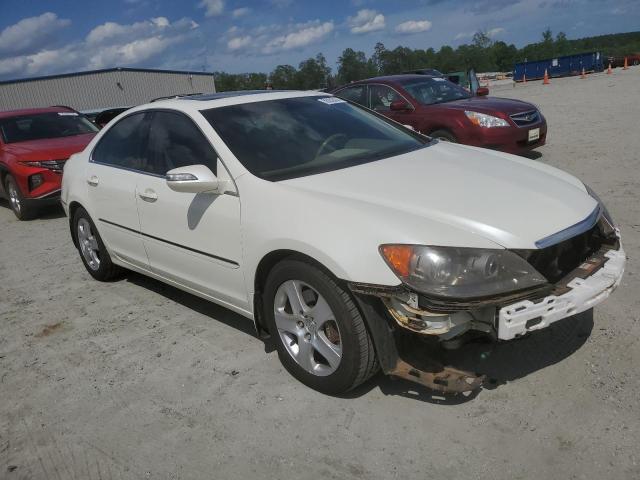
[
  {"xmin": 264, "ymin": 259, "xmax": 378, "ymax": 394},
  {"xmin": 72, "ymin": 207, "xmax": 123, "ymax": 281},
  {"xmin": 430, "ymin": 129, "xmax": 458, "ymax": 143},
  {"xmin": 4, "ymin": 175, "xmax": 35, "ymax": 220}
]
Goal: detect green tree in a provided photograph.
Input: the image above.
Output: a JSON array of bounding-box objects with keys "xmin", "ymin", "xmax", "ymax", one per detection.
[
  {"xmin": 337, "ymin": 48, "xmax": 373, "ymax": 84},
  {"xmin": 296, "ymin": 53, "xmax": 331, "ymax": 89},
  {"xmin": 555, "ymin": 31, "xmax": 569, "ymax": 56},
  {"xmin": 269, "ymin": 64, "xmax": 298, "ymax": 89}
]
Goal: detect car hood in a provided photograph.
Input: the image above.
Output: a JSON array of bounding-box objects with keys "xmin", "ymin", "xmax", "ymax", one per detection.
[
  {"xmin": 432, "ymin": 96, "xmax": 537, "ymax": 115},
  {"xmin": 2, "ymin": 133, "xmax": 95, "ymax": 161},
  {"xmin": 281, "ymin": 142, "xmax": 596, "ymax": 249}
]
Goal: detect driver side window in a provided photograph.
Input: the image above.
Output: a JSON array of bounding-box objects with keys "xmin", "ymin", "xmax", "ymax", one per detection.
[
  {"xmin": 369, "ymin": 85, "xmax": 402, "ymax": 112},
  {"xmin": 147, "ymin": 111, "xmax": 218, "ymax": 177}
]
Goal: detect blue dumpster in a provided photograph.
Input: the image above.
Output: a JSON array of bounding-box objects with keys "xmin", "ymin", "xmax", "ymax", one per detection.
[{"xmin": 514, "ymin": 52, "xmax": 604, "ymax": 82}]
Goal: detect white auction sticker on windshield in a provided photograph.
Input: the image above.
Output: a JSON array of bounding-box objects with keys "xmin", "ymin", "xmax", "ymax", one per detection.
[
  {"xmin": 58, "ymin": 112, "xmax": 78, "ymax": 116},
  {"xmin": 318, "ymin": 97, "xmax": 346, "ymax": 105}
]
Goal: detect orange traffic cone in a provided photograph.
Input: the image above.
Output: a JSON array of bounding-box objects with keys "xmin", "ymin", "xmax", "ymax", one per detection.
[
  {"xmin": 623, "ymin": 57, "xmax": 629, "ymax": 70},
  {"xmin": 543, "ymin": 69, "xmax": 550, "ymax": 84},
  {"xmin": 580, "ymin": 68, "xmax": 586, "ymax": 79},
  {"xmin": 607, "ymin": 63, "xmax": 612, "ymax": 74}
]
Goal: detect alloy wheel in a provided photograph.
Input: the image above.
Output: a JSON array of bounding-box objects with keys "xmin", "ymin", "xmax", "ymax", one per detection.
[
  {"xmin": 77, "ymin": 218, "xmax": 101, "ymax": 271},
  {"xmin": 7, "ymin": 181, "xmax": 21, "ymax": 215},
  {"xmin": 273, "ymin": 279, "xmax": 342, "ymax": 376}
]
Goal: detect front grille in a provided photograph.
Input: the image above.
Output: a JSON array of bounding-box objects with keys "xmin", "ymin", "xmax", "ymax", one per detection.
[
  {"xmin": 510, "ymin": 109, "xmax": 540, "ymax": 127},
  {"xmin": 516, "ymin": 219, "xmax": 617, "ymax": 283}
]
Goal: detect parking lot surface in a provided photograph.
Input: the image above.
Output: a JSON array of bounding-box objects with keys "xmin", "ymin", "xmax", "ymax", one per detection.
[{"xmin": 1, "ymin": 67, "xmax": 639, "ymax": 479}]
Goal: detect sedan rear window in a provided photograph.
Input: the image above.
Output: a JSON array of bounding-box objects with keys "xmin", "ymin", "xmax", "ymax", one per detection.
[
  {"xmin": 201, "ymin": 96, "xmax": 428, "ymax": 181},
  {"xmin": 0, "ymin": 112, "xmax": 98, "ymax": 143}
]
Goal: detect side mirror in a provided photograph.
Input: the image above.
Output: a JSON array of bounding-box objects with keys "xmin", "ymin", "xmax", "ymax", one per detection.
[
  {"xmin": 390, "ymin": 100, "xmax": 413, "ymax": 112},
  {"xmin": 166, "ymin": 164, "xmax": 220, "ymax": 194},
  {"xmin": 476, "ymin": 87, "xmax": 489, "ymax": 96}
]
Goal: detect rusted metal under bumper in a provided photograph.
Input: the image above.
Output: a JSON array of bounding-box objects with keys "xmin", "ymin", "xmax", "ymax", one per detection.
[
  {"xmin": 353, "ymin": 292, "xmax": 485, "ymax": 393},
  {"xmin": 391, "ymin": 358, "xmax": 485, "ymax": 393}
]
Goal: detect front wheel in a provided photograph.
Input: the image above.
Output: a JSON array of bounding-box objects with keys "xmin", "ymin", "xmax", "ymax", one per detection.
[
  {"xmin": 264, "ymin": 259, "xmax": 379, "ymax": 394},
  {"xmin": 430, "ymin": 129, "xmax": 458, "ymax": 143},
  {"xmin": 72, "ymin": 207, "xmax": 123, "ymax": 281},
  {"xmin": 4, "ymin": 175, "xmax": 35, "ymax": 220}
]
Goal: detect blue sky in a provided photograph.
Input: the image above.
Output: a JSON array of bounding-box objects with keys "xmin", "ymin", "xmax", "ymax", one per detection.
[{"xmin": 0, "ymin": 0, "xmax": 637, "ymax": 80}]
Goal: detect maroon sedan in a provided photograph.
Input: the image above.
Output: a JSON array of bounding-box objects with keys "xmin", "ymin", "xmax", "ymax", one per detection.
[{"xmin": 332, "ymin": 74, "xmax": 547, "ymax": 155}]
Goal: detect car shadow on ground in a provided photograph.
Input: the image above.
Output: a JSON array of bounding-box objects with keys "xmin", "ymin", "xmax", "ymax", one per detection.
[
  {"xmin": 348, "ymin": 310, "xmax": 593, "ymax": 404},
  {"xmin": 0, "ymin": 198, "xmax": 66, "ymax": 220},
  {"xmin": 520, "ymin": 150, "xmax": 543, "ymax": 160},
  {"xmin": 124, "ymin": 271, "xmax": 593, "ymax": 404}
]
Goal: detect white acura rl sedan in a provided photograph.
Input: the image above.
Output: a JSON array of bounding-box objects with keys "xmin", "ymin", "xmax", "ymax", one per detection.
[{"xmin": 61, "ymin": 91, "xmax": 625, "ymax": 394}]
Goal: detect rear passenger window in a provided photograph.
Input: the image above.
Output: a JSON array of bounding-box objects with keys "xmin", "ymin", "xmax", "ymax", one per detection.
[
  {"xmin": 91, "ymin": 113, "xmax": 151, "ymax": 170},
  {"xmin": 147, "ymin": 111, "xmax": 217, "ymax": 176},
  {"xmin": 335, "ymin": 85, "xmax": 367, "ymax": 107}
]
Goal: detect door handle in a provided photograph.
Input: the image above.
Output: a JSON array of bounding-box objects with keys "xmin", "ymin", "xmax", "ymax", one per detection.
[
  {"xmin": 87, "ymin": 176, "xmax": 99, "ymax": 187},
  {"xmin": 138, "ymin": 189, "xmax": 158, "ymax": 202}
]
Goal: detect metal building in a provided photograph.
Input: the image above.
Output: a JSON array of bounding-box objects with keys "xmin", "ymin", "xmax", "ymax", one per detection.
[{"xmin": 0, "ymin": 67, "xmax": 217, "ymax": 111}]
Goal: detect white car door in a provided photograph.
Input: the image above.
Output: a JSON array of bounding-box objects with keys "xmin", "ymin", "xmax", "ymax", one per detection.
[
  {"xmin": 135, "ymin": 110, "xmax": 246, "ymax": 310},
  {"xmin": 86, "ymin": 112, "xmax": 150, "ymax": 270}
]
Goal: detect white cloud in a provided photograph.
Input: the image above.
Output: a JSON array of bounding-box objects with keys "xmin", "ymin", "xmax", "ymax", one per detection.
[
  {"xmin": 0, "ymin": 16, "xmax": 199, "ymax": 79},
  {"xmin": 348, "ymin": 9, "xmax": 385, "ymax": 34},
  {"xmin": 263, "ymin": 21, "xmax": 334, "ymax": 53},
  {"xmin": 455, "ymin": 27, "xmax": 504, "ymax": 42},
  {"xmin": 199, "ymin": 0, "xmax": 224, "ymax": 17},
  {"xmin": 395, "ymin": 20, "xmax": 432, "ymax": 34},
  {"xmin": 227, "ymin": 35, "xmax": 252, "ymax": 51},
  {"xmin": 0, "ymin": 12, "xmax": 71, "ymax": 56},
  {"xmin": 232, "ymin": 7, "xmax": 250, "ymax": 18},
  {"xmin": 455, "ymin": 32, "xmax": 473, "ymax": 40}
]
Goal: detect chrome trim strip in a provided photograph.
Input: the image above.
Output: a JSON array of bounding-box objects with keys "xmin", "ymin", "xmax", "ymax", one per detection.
[
  {"xmin": 535, "ymin": 206, "xmax": 601, "ymax": 249},
  {"xmin": 32, "ymin": 189, "xmax": 61, "ymax": 199}
]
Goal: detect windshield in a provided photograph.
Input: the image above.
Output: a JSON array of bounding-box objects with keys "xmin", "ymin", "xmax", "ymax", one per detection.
[
  {"xmin": 0, "ymin": 112, "xmax": 98, "ymax": 144},
  {"xmin": 400, "ymin": 77, "xmax": 471, "ymax": 105},
  {"xmin": 201, "ymin": 96, "xmax": 428, "ymax": 181}
]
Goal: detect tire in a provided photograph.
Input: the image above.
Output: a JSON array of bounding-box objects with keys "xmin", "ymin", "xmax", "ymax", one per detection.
[
  {"xmin": 4, "ymin": 175, "xmax": 35, "ymax": 220},
  {"xmin": 263, "ymin": 259, "xmax": 379, "ymax": 394},
  {"xmin": 72, "ymin": 207, "xmax": 123, "ymax": 281},
  {"xmin": 430, "ymin": 129, "xmax": 458, "ymax": 143}
]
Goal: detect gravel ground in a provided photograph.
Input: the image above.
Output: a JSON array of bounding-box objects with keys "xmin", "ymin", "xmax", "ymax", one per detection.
[{"xmin": 1, "ymin": 66, "xmax": 639, "ymax": 480}]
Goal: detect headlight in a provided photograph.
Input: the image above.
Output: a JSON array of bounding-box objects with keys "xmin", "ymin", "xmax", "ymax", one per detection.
[
  {"xmin": 464, "ymin": 111, "xmax": 510, "ymax": 128},
  {"xmin": 380, "ymin": 245, "xmax": 547, "ymax": 299},
  {"xmin": 584, "ymin": 184, "xmax": 615, "ymax": 227}
]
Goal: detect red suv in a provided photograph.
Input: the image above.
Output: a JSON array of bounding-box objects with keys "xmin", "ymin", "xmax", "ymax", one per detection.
[
  {"xmin": 332, "ymin": 74, "xmax": 547, "ymax": 155},
  {"xmin": 0, "ymin": 107, "xmax": 98, "ymax": 220}
]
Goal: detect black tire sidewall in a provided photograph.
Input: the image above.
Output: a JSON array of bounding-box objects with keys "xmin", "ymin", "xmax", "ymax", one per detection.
[
  {"xmin": 263, "ymin": 260, "xmax": 366, "ymax": 394},
  {"xmin": 431, "ymin": 130, "xmax": 457, "ymax": 143},
  {"xmin": 72, "ymin": 207, "xmax": 116, "ymax": 280}
]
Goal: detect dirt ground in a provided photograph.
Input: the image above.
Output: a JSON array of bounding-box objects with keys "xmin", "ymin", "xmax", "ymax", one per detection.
[{"xmin": 1, "ymin": 67, "xmax": 639, "ymax": 480}]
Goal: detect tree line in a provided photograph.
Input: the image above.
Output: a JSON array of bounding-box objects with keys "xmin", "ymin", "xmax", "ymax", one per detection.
[{"xmin": 213, "ymin": 29, "xmax": 640, "ymax": 91}]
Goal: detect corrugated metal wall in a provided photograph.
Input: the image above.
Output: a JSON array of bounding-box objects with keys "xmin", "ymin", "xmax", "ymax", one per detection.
[{"xmin": 0, "ymin": 70, "xmax": 216, "ymax": 111}]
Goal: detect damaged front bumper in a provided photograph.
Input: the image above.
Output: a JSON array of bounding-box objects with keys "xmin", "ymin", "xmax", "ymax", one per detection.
[
  {"xmin": 350, "ymin": 241, "xmax": 625, "ymax": 394},
  {"xmin": 498, "ymin": 245, "xmax": 625, "ymax": 340}
]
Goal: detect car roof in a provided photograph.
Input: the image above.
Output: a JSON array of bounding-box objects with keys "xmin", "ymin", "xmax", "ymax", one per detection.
[
  {"xmin": 340, "ymin": 74, "xmax": 437, "ymax": 87},
  {"xmin": 140, "ymin": 90, "xmax": 330, "ymax": 112},
  {"xmin": 0, "ymin": 106, "xmax": 74, "ymax": 119}
]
